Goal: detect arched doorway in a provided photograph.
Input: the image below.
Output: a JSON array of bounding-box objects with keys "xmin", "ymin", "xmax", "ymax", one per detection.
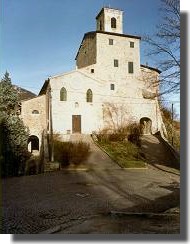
[
  {"xmin": 140, "ymin": 117, "xmax": 152, "ymax": 135},
  {"xmin": 28, "ymin": 135, "xmax": 39, "ymax": 153}
]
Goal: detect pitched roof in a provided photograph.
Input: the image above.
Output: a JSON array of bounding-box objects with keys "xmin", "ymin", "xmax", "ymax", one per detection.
[
  {"xmin": 38, "ymin": 79, "xmax": 50, "ymax": 95},
  {"xmin": 39, "ymin": 69, "xmax": 105, "ymax": 88}
]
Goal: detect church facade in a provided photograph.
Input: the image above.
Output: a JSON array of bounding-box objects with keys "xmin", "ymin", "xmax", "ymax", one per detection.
[{"xmin": 21, "ymin": 7, "xmax": 165, "ymax": 153}]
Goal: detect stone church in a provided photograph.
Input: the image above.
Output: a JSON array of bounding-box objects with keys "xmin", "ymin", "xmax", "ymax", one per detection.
[{"xmin": 21, "ymin": 7, "xmax": 164, "ymax": 154}]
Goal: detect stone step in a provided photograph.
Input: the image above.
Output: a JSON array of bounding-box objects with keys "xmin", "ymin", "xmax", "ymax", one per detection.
[{"xmin": 44, "ymin": 162, "xmax": 60, "ymax": 172}]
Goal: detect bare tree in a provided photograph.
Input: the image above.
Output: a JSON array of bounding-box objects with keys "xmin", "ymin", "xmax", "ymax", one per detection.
[
  {"xmin": 102, "ymin": 102, "xmax": 137, "ymax": 132},
  {"xmin": 144, "ymin": 0, "xmax": 180, "ymax": 94}
]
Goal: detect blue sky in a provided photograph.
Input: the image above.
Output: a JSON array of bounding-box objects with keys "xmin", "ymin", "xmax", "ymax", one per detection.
[{"xmin": 1, "ymin": 0, "xmax": 162, "ymax": 93}]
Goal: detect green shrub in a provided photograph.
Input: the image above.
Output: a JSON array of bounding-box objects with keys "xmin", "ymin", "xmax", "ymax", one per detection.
[
  {"xmin": 108, "ymin": 133, "xmax": 126, "ymax": 142},
  {"xmin": 95, "ymin": 128, "xmax": 110, "ymax": 143},
  {"xmin": 96, "ymin": 134, "xmax": 108, "ymax": 143},
  {"xmin": 54, "ymin": 140, "xmax": 90, "ymax": 167},
  {"xmin": 127, "ymin": 123, "xmax": 141, "ymax": 146},
  {"xmin": 96, "ymin": 123, "xmax": 141, "ymax": 144}
]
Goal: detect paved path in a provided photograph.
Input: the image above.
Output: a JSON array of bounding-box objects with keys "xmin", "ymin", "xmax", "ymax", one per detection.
[
  {"xmin": 1, "ymin": 134, "xmax": 180, "ymax": 234},
  {"xmin": 2, "ymin": 168, "xmax": 179, "ymax": 233},
  {"xmin": 140, "ymin": 135, "xmax": 180, "ymax": 171},
  {"xmin": 69, "ymin": 134, "xmax": 120, "ymax": 170}
]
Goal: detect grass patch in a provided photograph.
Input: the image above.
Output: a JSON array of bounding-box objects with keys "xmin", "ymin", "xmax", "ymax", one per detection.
[{"xmin": 99, "ymin": 141, "xmax": 146, "ymax": 168}]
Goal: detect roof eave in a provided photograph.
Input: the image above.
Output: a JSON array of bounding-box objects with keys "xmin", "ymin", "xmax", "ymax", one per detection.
[
  {"xmin": 38, "ymin": 79, "xmax": 50, "ymax": 95},
  {"xmin": 141, "ymin": 64, "xmax": 161, "ymax": 74}
]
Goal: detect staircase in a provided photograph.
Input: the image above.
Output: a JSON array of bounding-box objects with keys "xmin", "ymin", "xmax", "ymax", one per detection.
[
  {"xmin": 69, "ymin": 134, "xmax": 92, "ymax": 143},
  {"xmin": 44, "ymin": 162, "xmax": 60, "ymax": 172}
]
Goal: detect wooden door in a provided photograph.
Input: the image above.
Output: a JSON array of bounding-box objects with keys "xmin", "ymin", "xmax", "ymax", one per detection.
[{"xmin": 72, "ymin": 115, "xmax": 81, "ymax": 133}]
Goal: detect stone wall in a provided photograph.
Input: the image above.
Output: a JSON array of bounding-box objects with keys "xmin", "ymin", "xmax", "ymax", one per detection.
[
  {"xmin": 76, "ymin": 34, "xmax": 96, "ymax": 69},
  {"xmin": 50, "ymin": 71, "xmax": 104, "ymax": 134},
  {"xmin": 77, "ymin": 32, "xmax": 141, "ymax": 83},
  {"xmin": 140, "ymin": 66, "xmax": 159, "ymax": 94},
  {"xmin": 49, "ymin": 69, "xmax": 164, "ymax": 135},
  {"xmin": 21, "ymin": 95, "xmax": 47, "ymax": 147}
]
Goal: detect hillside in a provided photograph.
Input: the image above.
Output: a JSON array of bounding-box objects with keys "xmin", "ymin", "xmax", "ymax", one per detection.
[{"xmin": 13, "ymin": 85, "xmax": 37, "ymax": 101}]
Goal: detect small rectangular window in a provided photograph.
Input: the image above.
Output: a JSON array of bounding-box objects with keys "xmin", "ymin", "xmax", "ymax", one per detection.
[
  {"xmin": 114, "ymin": 59, "xmax": 119, "ymax": 67},
  {"xmin": 130, "ymin": 42, "xmax": 134, "ymax": 48},
  {"xmin": 128, "ymin": 62, "xmax": 134, "ymax": 73},
  {"xmin": 91, "ymin": 69, "xmax": 94, "ymax": 73},
  {"xmin": 99, "ymin": 20, "xmax": 103, "ymax": 30},
  {"xmin": 109, "ymin": 39, "xmax": 113, "ymax": 45},
  {"xmin": 110, "ymin": 84, "xmax": 115, "ymax": 90}
]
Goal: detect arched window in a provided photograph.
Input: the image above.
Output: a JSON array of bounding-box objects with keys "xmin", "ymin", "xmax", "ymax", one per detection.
[
  {"xmin": 60, "ymin": 87, "xmax": 67, "ymax": 101},
  {"xmin": 86, "ymin": 89, "xmax": 93, "ymax": 103},
  {"xmin": 32, "ymin": 110, "xmax": 39, "ymax": 114},
  {"xmin": 111, "ymin": 17, "xmax": 116, "ymax": 28}
]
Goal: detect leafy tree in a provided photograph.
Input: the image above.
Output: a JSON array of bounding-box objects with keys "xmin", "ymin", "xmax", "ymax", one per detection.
[
  {"xmin": 0, "ymin": 72, "xmax": 30, "ymax": 177},
  {"xmin": 0, "ymin": 71, "xmax": 19, "ymax": 115},
  {"xmin": 144, "ymin": 0, "xmax": 180, "ymax": 94}
]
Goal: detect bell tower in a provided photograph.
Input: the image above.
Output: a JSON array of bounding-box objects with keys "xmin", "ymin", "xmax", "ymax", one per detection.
[{"xmin": 96, "ymin": 7, "xmax": 123, "ymax": 34}]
